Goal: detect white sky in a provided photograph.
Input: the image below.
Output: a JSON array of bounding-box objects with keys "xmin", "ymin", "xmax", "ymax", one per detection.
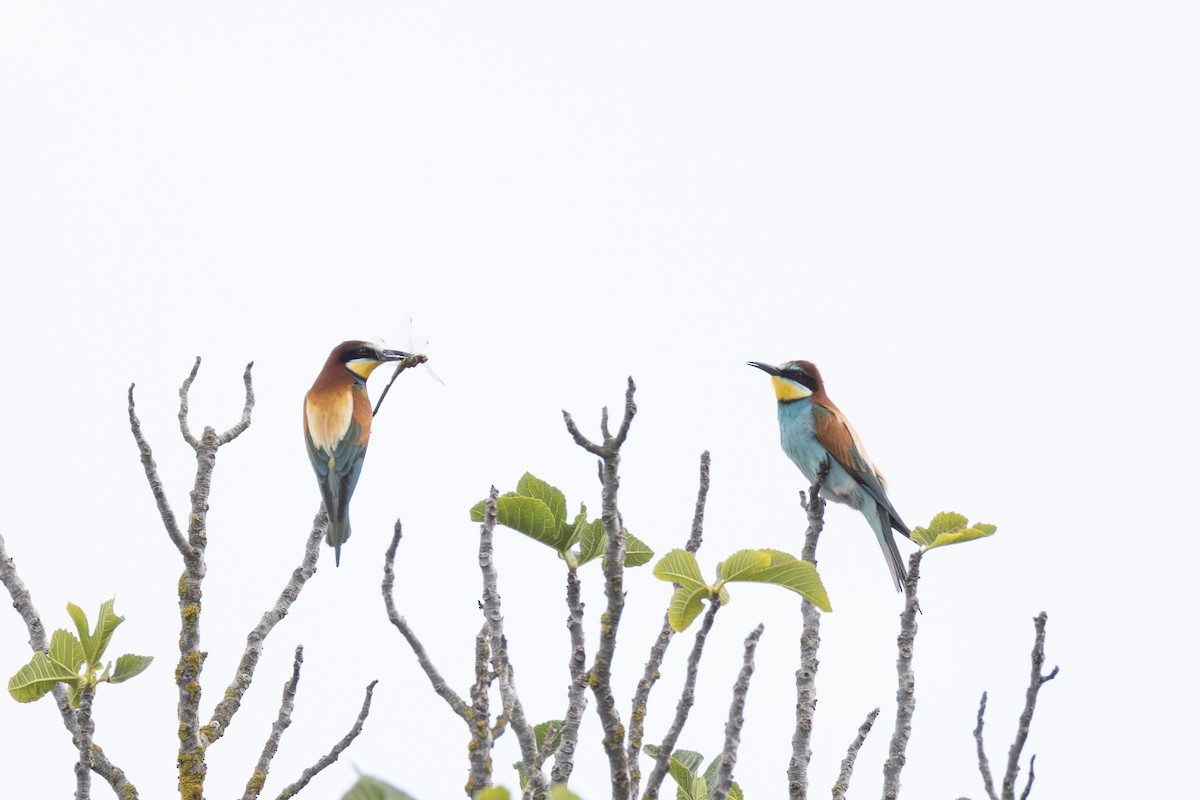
[{"xmin": 1, "ymin": 3, "xmax": 1197, "ymax": 799}]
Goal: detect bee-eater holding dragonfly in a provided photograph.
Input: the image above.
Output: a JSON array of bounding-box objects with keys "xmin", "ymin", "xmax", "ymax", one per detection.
[
  {"xmin": 748, "ymin": 359, "xmax": 911, "ymax": 591},
  {"xmin": 304, "ymin": 340, "xmax": 409, "ymax": 566}
]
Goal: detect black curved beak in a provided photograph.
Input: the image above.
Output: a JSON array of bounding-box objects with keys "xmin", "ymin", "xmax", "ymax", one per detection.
[
  {"xmin": 379, "ymin": 349, "xmax": 411, "ymax": 362},
  {"xmin": 747, "ymin": 361, "xmax": 782, "ymax": 377}
]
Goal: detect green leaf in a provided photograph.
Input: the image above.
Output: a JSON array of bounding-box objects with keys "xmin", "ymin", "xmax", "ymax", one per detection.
[
  {"xmin": 65, "ymin": 603, "xmax": 92, "ymax": 661},
  {"xmin": 49, "ymin": 629, "xmax": 85, "ymax": 676},
  {"xmin": 622, "ymin": 531, "xmax": 654, "ymax": 567},
  {"xmin": 89, "ymin": 599, "xmax": 124, "ymax": 666},
  {"xmin": 910, "ymin": 512, "xmax": 997, "ymax": 551},
  {"xmin": 670, "ymin": 749, "xmax": 704, "ymax": 775},
  {"xmin": 668, "ymin": 586, "xmax": 711, "ymax": 632},
  {"xmin": 922, "ymin": 522, "xmax": 997, "ymax": 551},
  {"xmin": 475, "ymin": 788, "xmax": 511, "ymax": 800},
  {"xmin": 547, "ymin": 787, "xmax": 582, "ymax": 800},
  {"xmin": 516, "ymin": 473, "xmax": 568, "ymax": 532},
  {"xmin": 727, "ymin": 782, "xmax": 744, "ymax": 800},
  {"xmin": 109, "ymin": 654, "xmax": 154, "ymax": 684},
  {"xmin": 718, "ymin": 550, "xmax": 772, "ymax": 583},
  {"xmin": 689, "ymin": 776, "xmax": 707, "ymax": 800},
  {"xmin": 534, "ymin": 719, "xmax": 564, "ymax": 755},
  {"xmin": 564, "ymin": 503, "xmax": 587, "ymax": 551},
  {"xmin": 909, "ymin": 511, "xmax": 969, "ymax": 546},
  {"xmin": 653, "ymin": 550, "xmax": 706, "ymax": 591},
  {"xmin": 341, "ymin": 775, "xmax": 418, "ymax": 800},
  {"xmin": 721, "ymin": 549, "xmax": 831, "ymax": 613},
  {"xmin": 474, "ymin": 495, "xmax": 573, "ymax": 552},
  {"xmin": 7, "ymin": 652, "xmax": 82, "ymax": 703},
  {"xmin": 577, "ymin": 515, "xmax": 605, "ymax": 566}
]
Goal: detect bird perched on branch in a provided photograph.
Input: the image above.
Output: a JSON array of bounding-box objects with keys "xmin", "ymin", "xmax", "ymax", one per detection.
[
  {"xmin": 304, "ymin": 340, "xmax": 409, "ymax": 566},
  {"xmin": 748, "ymin": 359, "xmax": 911, "ymax": 591}
]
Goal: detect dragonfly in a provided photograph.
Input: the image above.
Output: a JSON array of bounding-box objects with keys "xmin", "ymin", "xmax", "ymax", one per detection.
[{"xmin": 372, "ymin": 313, "xmax": 445, "ymax": 417}]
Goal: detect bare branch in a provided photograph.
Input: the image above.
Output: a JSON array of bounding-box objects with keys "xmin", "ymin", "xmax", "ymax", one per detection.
[
  {"xmin": 205, "ymin": 511, "xmax": 325, "ymax": 746},
  {"xmin": 216, "ymin": 362, "xmax": 256, "ymax": 445},
  {"xmin": 1019, "ymin": 754, "xmax": 1037, "ymax": 800},
  {"xmin": 242, "ymin": 646, "xmax": 304, "ymax": 800},
  {"xmin": 272, "ymin": 680, "xmax": 378, "ymax": 800},
  {"xmin": 612, "ymin": 377, "xmax": 637, "ymax": 447},
  {"xmin": 561, "ymin": 410, "xmax": 606, "ymax": 457},
  {"xmin": 385, "ymin": 522, "xmax": 500, "ymax": 796},
  {"xmin": 177, "ymin": 357, "xmax": 202, "ymax": 449},
  {"xmin": 643, "ymin": 600, "xmax": 721, "ymax": 800},
  {"xmin": 468, "ymin": 625, "xmax": 497, "ymax": 796},
  {"xmin": 882, "ymin": 549, "xmax": 925, "ymax": 799},
  {"xmin": 974, "ymin": 692, "xmax": 999, "ymax": 800},
  {"xmin": 550, "ymin": 567, "xmax": 589, "ymax": 786},
  {"xmin": 0, "ymin": 533, "xmax": 138, "ymax": 799},
  {"xmin": 383, "ymin": 522, "xmax": 470, "ymax": 718},
  {"xmin": 372, "ymin": 353, "xmax": 429, "ymax": 417},
  {"xmin": 831, "ymin": 708, "xmax": 879, "ymax": 800},
  {"xmin": 685, "ymin": 451, "xmax": 711, "ymax": 555},
  {"xmin": 128, "ymin": 384, "xmax": 191, "ymax": 557},
  {"xmin": 788, "ymin": 464, "xmax": 827, "ymax": 800},
  {"xmin": 479, "ymin": 489, "xmax": 546, "ymax": 798},
  {"xmin": 564, "ymin": 379, "xmax": 639, "ymax": 798},
  {"xmin": 74, "ymin": 681, "xmax": 95, "ymax": 800},
  {"xmin": 628, "ymin": 450, "xmax": 712, "ymax": 796},
  {"xmin": 1001, "ymin": 612, "xmax": 1057, "ymax": 800},
  {"xmin": 525, "ymin": 721, "xmax": 565, "ymax": 800},
  {"xmin": 712, "ymin": 624, "xmax": 764, "ymax": 800}
]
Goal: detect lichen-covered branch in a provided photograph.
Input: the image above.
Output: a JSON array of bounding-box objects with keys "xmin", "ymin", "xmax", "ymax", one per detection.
[
  {"xmin": 206, "ymin": 514, "xmax": 324, "ymax": 747},
  {"xmin": 712, "ymin": 625, "xmax": 764, "ymax": 800},
  {"xmin": 74, "ymin": 683, "xmax": 95, "ymax": 800},
  {"xmin": 0, "ymin": 533, "xmax": 139, "ymax": 800},
  {"xmin": 563, "ymin": 377, "xmax": 637, "ymax": 799},
  {"xmin": 974, "ymin": 692, "xmax": 998, "ymax": 800},
  {"xmin": 550, "ymin": 567, "xmax": 588, "ymax": 786},
  {"xmin": 831, "ymin": 708, "xmax": 879, "ymax": 800},
  {"xmin": 479, "ymin": 489, "xmax": 546, "ymax": 798},
  {"xmin": 882, "ymin": 549, "xmax": 924, "ymax": 800},
  {"xmin": 272, "ymin": 681, "xmax": 378, "ymax": 800},
  {"xmin": 132, "ymin": 360, "xmax": 256, "ymax": 797},
  {"xmin": 642, "ymin": 600, "xmax": 721, "ymax": 800},
  {"xmin": 241, "ymin": 646, "xmax": 304, "ymax": 800},
  {"xmin": 468, "ymin": 625, "xmax": 497, "ymax": 796},
  {"xmin": 788, "ymin": 462, "xmax": 828, "ymax": 800},
  {"xmin": 1001, "ymin": 612, "xmax": 1057, "ymax": 800},
  {"xmin": 628, "ymin": 451, "xmax": 711, "ymax": 797}
]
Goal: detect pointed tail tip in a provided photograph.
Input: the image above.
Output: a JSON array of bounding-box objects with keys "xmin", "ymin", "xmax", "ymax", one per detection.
[{"xmin": 334, "ymin": 545, "xmax": 342, "ymax": 567}]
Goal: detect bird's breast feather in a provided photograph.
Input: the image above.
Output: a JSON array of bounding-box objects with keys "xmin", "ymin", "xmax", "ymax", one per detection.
[{"xmin": 305, "ymin": 390, "xmax": 355, "ymax": 455}]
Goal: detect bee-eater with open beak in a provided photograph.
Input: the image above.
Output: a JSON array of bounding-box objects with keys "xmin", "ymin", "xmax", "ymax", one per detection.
[
  {"xmin": 748, "ymin": 359, "xmax": 911, "ymax": 591},
  {"xmin": 304, "ymin": 340, "xmax": 409, "ymax": 566}
]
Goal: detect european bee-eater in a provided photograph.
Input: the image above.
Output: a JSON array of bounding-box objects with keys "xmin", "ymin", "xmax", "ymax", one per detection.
[
  {"xmin": 748, "ymin": 360, "xmax": 911, "ymax": 591},
  {"xmin": 304, "ymin": 341, "xmax": 409, "ymax": 566}
]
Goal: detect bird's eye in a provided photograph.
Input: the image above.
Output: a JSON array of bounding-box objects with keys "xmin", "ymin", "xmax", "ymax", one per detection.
[{"xmin": 355, "ymin": 348, "xmax": 369, "ymax": 358}]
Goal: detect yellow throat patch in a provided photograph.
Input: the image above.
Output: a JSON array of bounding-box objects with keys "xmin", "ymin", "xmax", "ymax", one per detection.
[
  {"xmin": 346, "ymin": 358, "xmax": 381, "ymax": 380},
  {"xmin": 770, "ymin": 375, "xmax": 813, "ymax": 402}
]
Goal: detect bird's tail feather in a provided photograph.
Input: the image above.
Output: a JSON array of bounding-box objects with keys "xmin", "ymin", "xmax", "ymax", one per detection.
[
  {"xmin": 326, "ymin": 514, "xmax": 351, "ymax": 567},
  {"xmin": 872, "ymin": 503, "xmax": 907, "ymax": 592}
]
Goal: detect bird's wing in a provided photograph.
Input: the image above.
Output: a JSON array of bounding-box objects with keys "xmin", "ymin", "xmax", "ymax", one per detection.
[
  {"xmin": 304, "ymin": 419, "xmax": 366, "ymax": 519},
  {"xmin": 811, "ymin": 401, "xmax": 909, "ymax": 535}
]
